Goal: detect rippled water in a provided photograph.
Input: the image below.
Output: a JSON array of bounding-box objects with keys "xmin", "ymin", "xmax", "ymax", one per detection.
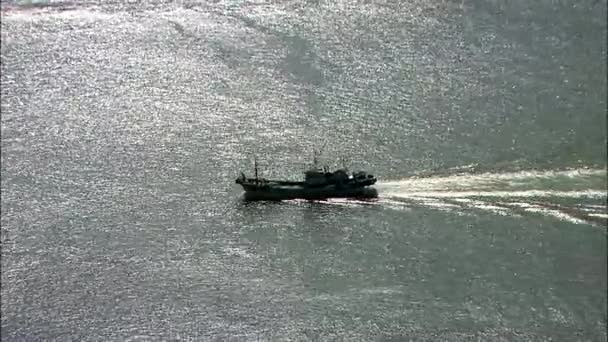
[{"xmin": 1, "ymin": 0, "xmax": 606, "ymax": 340}]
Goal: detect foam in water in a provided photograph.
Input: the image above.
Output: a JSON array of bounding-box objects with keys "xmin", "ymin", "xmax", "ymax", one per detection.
[
  {"xmin": 377, "ymin": 168, "xmax": 607, "ymax": 226},
  {"xmin": 384, "ymin": 190, "xmax": 606, "ymax": 199},
  {"xmin": 378, "ymin": 168, "xmax": 605, "ymax": 192}
]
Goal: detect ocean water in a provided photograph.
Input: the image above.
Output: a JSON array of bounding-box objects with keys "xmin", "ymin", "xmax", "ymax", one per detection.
[{"xmin": 1, "ymin": 0, "xmax": 606, "ymax": 340}]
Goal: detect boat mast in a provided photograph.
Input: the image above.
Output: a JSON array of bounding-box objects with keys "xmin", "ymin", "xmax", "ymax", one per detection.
[
  {"xmin": 312, "ymin": 142, "xmax": 328, "ymax": 170},
  {"xmin": 254, "ymin": 156, "xmax": 258, "ymax": 183}
]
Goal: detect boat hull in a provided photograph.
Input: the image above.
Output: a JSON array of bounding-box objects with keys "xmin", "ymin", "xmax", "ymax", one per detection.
[{"xmin": 239, "ymin": 184, "xmax": 378, "ymax": 201}]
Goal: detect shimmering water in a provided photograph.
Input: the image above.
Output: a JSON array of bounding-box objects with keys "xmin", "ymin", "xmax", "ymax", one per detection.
[{"xmin": 1, "ymin": 0, "xmax": 606, "ymax": 340}]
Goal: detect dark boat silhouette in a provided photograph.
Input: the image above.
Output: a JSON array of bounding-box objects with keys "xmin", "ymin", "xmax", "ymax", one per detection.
[{"xmin": 235, "ymin": 154, "xmax": 378, "ymax": 201}]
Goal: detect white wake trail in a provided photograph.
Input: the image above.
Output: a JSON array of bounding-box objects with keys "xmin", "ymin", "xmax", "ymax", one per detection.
[{"xmin": 376, "ymin": 167, "xmax": 607, "ymax": 226}]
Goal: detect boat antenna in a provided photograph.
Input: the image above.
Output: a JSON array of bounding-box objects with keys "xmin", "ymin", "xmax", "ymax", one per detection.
[
  {"xmin": 319, "ymin": 141, "xmax": 328, "ymax": 156},
  {"xmin": 254, "ymin": 156, "xmax": 258, "ymax": 183},
  {"xmin": 312, "ymin": 142, "xmax": 328, "ymax": 169}
]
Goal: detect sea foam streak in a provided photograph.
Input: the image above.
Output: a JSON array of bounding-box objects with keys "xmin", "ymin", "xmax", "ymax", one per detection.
[{"xmin": 377, "ymin": 168, "xmax": 607, "ymax": 226}]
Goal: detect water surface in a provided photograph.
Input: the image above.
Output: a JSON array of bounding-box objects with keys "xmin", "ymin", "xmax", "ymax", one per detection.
[{"xmin": 1, "ymin": 0, "xmax": 606, "ymax": 340}]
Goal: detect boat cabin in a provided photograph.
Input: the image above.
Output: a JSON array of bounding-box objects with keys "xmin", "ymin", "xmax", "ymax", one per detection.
[{"xmin": 304, "ymin": 168, "xmax": 352, "ymax": 186}]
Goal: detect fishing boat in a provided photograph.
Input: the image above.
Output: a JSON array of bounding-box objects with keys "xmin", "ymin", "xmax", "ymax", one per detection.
[{"xmin": 235, "ymin": 154, "xmax": 378, "ymax": 201}]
